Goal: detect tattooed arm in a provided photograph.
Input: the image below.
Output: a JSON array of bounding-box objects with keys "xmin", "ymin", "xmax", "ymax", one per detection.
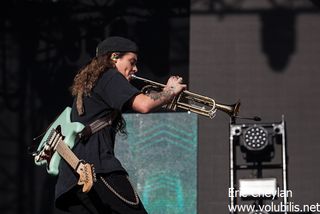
[{"xmin": 131, "ymin": 76, "xmax": 186, "ymax": 113}]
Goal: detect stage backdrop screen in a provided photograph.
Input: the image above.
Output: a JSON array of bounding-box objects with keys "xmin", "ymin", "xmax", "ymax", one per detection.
[{"xmin": 115, "ymin": 112, "xmax": 197, "ymax": 214}]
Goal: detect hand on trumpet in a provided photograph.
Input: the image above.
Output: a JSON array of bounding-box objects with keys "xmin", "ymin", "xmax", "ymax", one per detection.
[
  {"xmin": 164, "ymin": 76, "xmax": 187, "ymax": 97},
  {"xmin": 131, "ymin": 74, "xmax": 240, "ymax": 118}
]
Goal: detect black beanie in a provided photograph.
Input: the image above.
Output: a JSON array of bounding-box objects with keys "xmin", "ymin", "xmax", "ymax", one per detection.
[{"xmin": 95, "ymin": 36, "xmax": 138, "ymax": 57}]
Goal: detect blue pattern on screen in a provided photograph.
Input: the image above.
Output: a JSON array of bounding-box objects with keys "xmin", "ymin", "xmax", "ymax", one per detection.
[{"xmin": 115, "ymin": 112, "xmax": 197, "ymax": 214}]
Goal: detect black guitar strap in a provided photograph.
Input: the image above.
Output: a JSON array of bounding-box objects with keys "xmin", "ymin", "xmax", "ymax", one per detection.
[{"xmin": 77, "ymin": 110, "xmax": 118, "ymax": 141}]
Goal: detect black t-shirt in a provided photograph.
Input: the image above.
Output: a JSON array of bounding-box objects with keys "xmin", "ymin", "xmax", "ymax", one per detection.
[{"xmin": 55, "ymin": 68, "xmax": 140, "ymax": 209}]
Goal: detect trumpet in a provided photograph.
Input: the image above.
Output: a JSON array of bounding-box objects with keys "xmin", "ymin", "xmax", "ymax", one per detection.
[{"xmin": 131, "ymin": 74, "xmax": 240, "ymax": 119}]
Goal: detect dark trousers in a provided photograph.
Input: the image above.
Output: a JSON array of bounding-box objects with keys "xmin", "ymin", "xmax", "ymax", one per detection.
[{"xmin": 66, "ymin": 172, "xmax": 148, "ymax": 214}]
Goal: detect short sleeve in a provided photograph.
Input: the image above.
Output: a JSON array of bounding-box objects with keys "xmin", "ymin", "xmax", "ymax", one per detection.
[{"xmin": 95, "ymin": 70, "xmax": 140, "ymax": 111}]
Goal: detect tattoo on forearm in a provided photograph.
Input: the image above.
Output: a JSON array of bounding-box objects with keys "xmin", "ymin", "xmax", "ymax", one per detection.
[{"xmin": 147, "ymin": 89, "xmax": 173, "ymax": 101}]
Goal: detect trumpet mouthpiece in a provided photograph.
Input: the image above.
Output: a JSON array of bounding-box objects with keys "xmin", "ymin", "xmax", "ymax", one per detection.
[{"xmin": 130, "ymin": 74, "xmax": 137, "ymax": 79}]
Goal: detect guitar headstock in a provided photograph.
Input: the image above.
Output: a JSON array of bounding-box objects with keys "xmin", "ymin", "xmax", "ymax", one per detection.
[{"xmin": 76, "ymin": 161, "xmax": 96, "ymax": 193}]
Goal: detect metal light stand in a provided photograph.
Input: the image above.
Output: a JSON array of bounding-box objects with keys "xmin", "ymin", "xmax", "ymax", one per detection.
[
  {"xmin": 228, "ymin": 116, "xmax": 288, "ymax": 214},
  {"xmin": 280, "ymin": 115, "xmax": 288, "ymax": 213},
  {"xmin": 229, "ymin": 116, "xmax": 237, "ymax": 214}
]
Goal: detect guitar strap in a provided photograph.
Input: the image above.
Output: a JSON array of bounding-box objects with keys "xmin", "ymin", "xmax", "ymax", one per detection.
[{"xmin": 77, "ymin": 110, "xmax": 118, "ymax": 141}]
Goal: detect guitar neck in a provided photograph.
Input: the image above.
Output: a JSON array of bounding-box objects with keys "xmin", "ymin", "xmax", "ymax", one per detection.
[{"xmin": 56, "ymin": 141, "xmax": 80, "ymax": 170}]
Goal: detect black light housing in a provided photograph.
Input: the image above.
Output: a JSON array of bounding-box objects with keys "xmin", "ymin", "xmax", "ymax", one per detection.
[{"xmin": 232, "ymin": 123, "xmax": 283, "ymax": 162}]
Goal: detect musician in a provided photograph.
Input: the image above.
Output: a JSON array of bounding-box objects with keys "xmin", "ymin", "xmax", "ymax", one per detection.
[{"xmin": 55, "ymin": 36, "xmax": 186, "ymax": 214}]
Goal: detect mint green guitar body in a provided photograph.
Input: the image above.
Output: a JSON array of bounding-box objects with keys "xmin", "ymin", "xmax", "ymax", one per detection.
[{"xmin": 35, "ymin": 107, "xmax": 85, "ymax": 175}]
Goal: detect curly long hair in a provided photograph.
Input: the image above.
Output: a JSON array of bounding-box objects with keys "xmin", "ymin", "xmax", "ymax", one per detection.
[{"xmin": 70, "ymin": 52, "xmax": 127, "ymax": 135}]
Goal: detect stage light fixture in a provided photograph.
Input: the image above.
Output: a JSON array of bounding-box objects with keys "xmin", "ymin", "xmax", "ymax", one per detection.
[
  {"xmin": 230, "ymin": 123, "xmax": 281, "ymax": 162},
  {"xmin": 240, "ymin": 125, "xmax": 274, "ymax": 162},
  {"xmin": 229, "ymin": 117, "xmax": 287, "ymax": 213},
  {"xmin": 243, "ymin": 126, "xmax": 268, "ymax": 151}
]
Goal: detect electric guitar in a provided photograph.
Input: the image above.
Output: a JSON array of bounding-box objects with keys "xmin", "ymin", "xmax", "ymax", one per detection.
[{"xmin": 34, "ymin": 107, "xmax": 96, "ymax": 193}]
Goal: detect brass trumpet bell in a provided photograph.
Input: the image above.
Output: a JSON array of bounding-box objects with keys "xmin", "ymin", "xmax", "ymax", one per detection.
[{"xmin": 131, "ymin": 75, "xmax": 240, "ymax": 119}]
